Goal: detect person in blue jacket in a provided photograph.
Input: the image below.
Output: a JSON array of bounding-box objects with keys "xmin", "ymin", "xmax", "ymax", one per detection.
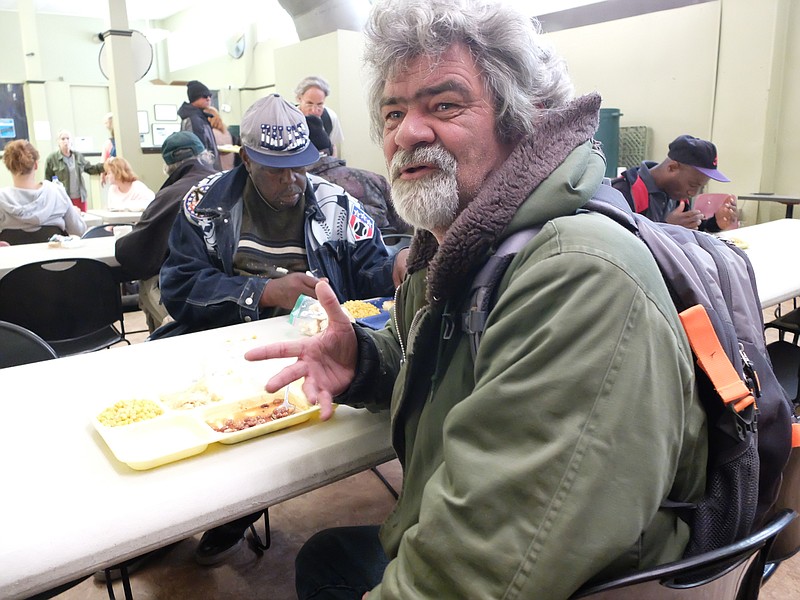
[
  {"xmin": 156, "ymin": 93, "xmax": 407, "ymax": 341},
  {"xmin": 155, "ymin": 93, "xmax": 407, "ymax": 565}
]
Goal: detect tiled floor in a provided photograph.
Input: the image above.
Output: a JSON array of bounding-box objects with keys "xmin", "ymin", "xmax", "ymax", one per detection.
[{"xmin": 48, "ymin": 309, "xmax": 800, "ymax": 599}]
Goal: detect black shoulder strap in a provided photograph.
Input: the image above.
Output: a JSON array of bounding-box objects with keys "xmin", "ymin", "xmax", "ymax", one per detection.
[
  {"xmin": 463, "ymin": 227, "xmax": 542, "ymax": 361},
  {"xmin": 582, "ymin": 180, "xmax": 639, "ymax": 234},
  {"xmin": 463, "ymin": 181, "xmax": 631, "ymax": 362}
]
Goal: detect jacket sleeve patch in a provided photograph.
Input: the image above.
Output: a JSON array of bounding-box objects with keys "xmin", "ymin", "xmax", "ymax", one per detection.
[
  {"xmin": 182, "ymin": 172, "xmax": 223, "ymax": 223},
  {"xmin": 348, "ymin": 203, "xmax": 375, "ymax": 241}
]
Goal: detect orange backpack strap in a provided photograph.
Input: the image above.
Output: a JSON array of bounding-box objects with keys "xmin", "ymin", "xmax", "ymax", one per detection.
[
  {"xmin": 678, "ymin": 305, "xmax": 756, "ymax": 413},
  {"xmin": 793, "ymin": 422, "xmax": 800, "ymax": 448}
]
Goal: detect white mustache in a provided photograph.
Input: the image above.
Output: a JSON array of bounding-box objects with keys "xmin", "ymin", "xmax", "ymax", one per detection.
[{"xmin": 390, "ymin": 145, "xmax": 457, "ymax": 181}]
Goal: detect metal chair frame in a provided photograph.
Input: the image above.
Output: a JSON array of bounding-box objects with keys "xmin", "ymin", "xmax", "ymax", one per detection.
[
  {"xmin": 0, "ymin": 320, "xmax": 58, "ymax": 368},
  {"xmin": 571, "ymin": 509, "xmax": 797, "ymax": 599}
]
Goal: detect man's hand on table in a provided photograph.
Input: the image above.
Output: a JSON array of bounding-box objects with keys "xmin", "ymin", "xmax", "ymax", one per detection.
[
  {"xmin": 246, "ymin": 280, "xmax": 357, "ymax": 421},
  {"xmin": 260, "ymin": 272, "xmax": 320, "ymax": 310}
]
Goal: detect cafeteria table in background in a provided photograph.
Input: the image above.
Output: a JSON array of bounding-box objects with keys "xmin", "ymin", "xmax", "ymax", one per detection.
[
  {"xmin": 85, "ymin": 208, "xmax": 144, "ymax": 225},
  {"xmin": 737, "ymin": 194, "xmax": 800, "ymax": 219},
  {"xmin": 717, "ymin": 218, "xmax": 800, "ymax": 308},
  {"xmin": 81, "ymin": 212, "xmax": 104, "ymax": 227},
  {"xmin": 0, "ymin": 316, "xmax": 394, "ymax": 600},
  {"xmin": 0, "ymin": 236, "xmax": 119, "ymax": 280}
]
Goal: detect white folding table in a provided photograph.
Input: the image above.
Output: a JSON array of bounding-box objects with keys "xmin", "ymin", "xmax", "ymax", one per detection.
[{"xmin": 0, "ymin": 317, "xmax": 394, "ymax": 599}]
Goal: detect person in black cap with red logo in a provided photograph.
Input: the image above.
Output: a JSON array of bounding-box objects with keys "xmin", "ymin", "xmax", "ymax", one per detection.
[
  {"xmin": 177, "ymin": 79, "xmax": 221, "ymax": 169},
  {"xmin": 612, "ymin": 134, "xmax": 738, "ymax": 231}
]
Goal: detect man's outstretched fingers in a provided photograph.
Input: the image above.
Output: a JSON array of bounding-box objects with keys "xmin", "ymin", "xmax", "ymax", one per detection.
[{"xmin": 245, "ymin": 339, "xmax": 307, "ymax": 362}]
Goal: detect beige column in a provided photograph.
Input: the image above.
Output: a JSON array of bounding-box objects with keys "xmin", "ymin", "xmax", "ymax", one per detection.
[
  {"xmin": 18, "ymin": 0, "xmax": 48, "ymax": 176},
  {"xmin": 103, "ymin": 0, "xmax": 143, "ymax": 163}
]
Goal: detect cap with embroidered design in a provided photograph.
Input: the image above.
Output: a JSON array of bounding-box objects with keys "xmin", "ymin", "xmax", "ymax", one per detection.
[
  {"xmin": 240, "ymin": 94, "xmax": 319, "ymax": 168},
  {"xmin": 667, "ymin": 134, "xmax": 730, "ymax": 182}
]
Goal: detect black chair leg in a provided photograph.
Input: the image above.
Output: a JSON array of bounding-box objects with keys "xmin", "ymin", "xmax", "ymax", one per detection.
[
  {"xmin": 103, "ymin": 563, "xmax": 134, "ymax": 600},
  {"xmin": 371, "ymin": 466, "xmax": 399, "ymax": 499},
  {"xmin": 247, "ymin": 508, "xmax": 272, "ymax": 556}
]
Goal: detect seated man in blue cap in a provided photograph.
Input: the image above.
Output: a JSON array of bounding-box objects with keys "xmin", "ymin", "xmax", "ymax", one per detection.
[
  {"xmin": 158, "ymin": 93, "xmax": 406, "ymax": 340},
  {"xmin": 612, "ymin": 134, "xmax": 738, "ymax": 231},
  {"xmin": 156, "ymin": 94, "xmax": 407, "ymax": 564}
]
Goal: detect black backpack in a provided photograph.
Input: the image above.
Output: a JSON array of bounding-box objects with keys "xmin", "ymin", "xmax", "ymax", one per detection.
[{"xmin": 462, "ymin": 182, "xmax": 798, "ymax": 557}]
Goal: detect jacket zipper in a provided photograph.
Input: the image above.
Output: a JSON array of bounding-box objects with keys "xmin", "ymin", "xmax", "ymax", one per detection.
[{"xmin": 395, "ymin": 285, "xmax": 425, "ymax": 365}]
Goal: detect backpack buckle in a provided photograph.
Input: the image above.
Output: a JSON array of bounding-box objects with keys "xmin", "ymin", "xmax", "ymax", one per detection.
[
  {"xmin": 462, "ymin": 308, "xmax": 487, "ymax": 336},
  {"xmin": 725, "ymin": 400, "xmax": 757, "ymax": 441},
  {"xmin": 739, "ymin": 345, "xmax": 762, "ymax": 400}
]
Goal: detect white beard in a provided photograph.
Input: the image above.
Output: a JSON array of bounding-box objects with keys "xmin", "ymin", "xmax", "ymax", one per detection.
[{"xmin": 389, "ymin": 145, "xmax": 459, "ymax": 232}]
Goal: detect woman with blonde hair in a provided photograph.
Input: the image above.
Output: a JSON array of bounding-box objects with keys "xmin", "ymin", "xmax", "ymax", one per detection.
[
  {"xmin": 206, "ymin": 106, "xmax": 235, "ymax": 170},
  {"xmin": 104, "ymin": 156, "xmax": 155, "ymax": 211},
  {"xmin": 0, "ymin": 139, "xmax": 86, "ymax": 239}
]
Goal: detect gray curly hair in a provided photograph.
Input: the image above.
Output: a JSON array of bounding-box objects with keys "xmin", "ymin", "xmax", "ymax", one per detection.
[{"xmin": 363, "ymin": 0, "xmax": 574, "ymax": 144}]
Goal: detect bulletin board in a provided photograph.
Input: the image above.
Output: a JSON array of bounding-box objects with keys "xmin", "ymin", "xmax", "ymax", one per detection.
[{"xmin": 0, "ymin": 83, "xmax": 29, "ymax": 152}]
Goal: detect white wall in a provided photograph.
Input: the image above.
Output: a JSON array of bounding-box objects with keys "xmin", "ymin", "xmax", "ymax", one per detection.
[
  {"xmin": 273, "ymin": 30, "xmax": 386, "ymax": 176},
  {"xmin": 545, "ymin": 0, "xmax": 798, "ymax": 226},
  {"xmin": 546, "ymin": 2, "xmax": 719, "ymax": 160}
]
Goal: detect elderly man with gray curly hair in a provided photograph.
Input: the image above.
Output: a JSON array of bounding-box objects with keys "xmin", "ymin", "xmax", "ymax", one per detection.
[{"xmin": 247, "ymin": 1, "xmax": 707, "ymax": 598}]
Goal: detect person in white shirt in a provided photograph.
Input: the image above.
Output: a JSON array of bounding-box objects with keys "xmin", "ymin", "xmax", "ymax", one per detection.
[
  {"xmin": 295, "ymin": 75, "xmax": 344, "ymax": 157},
  {"xmin": 0, "ymin": 139, "xmax": 86, "ymax": 239},
  {"xmin": 104, "ymin": 156, "xmax": 155, "ymax": 211}
]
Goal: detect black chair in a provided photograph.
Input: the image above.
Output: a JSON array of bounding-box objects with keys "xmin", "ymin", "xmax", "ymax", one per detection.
[
  {"xmin": 0, "ymin": 225, "xmax": 65, "ymax": 245},
  {"xmin": 764, "ymin": 299, "xmax": 800, "ymax": 345},
  {"xmin": 381, "ymin": 233, "xmax": 412, "ymax": 247},
  {"xmin": 570, "ymin": 509, "xmax": 797, "ymax": 600},
  {"xmin": 0, "ymin": 320, "xmax": 58, "ymax": 368},
  {"xmin": 381, "ymin": 233, "xmax": 412, "ymax": 258},
  {"xmin": 766, "ymin": 340, "xmax": 800, "ymax": 403},
  {"xmin": 762, "ymin": 448, "xmax": 800, "ymax": 584},
  {"xmin": 0, "ymin": 258, "xmax": 129, "ymax": 356},
  {"xmin": 81, "ymin": 224, "xmax": 115, "ymax": 239},
  {"xmin": 760, "ymin": 341, "xmax": 800, "ymax": 584},
  {"xmin": 81, "ymin": 224, "xmax": 146, "ymax": 334}
]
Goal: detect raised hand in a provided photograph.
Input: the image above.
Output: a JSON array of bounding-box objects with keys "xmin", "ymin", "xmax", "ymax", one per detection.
[
  {"xmin": 714, "ymin": 195, "xmax": 738, "ymax": 230},
  {"xmin": 245, "ymin": 280, "xmax": 358, "ymax": 420},
  {"xmin": 667, "ymin": 200, "xmax": 704, "ymax": 230}
]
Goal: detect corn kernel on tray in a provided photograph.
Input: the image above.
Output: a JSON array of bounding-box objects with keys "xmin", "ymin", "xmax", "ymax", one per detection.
[
  {"xmin": 290, "ymin": 296, "xmax": 394, "ymax": 335},
  {"xmin": 92, "ymin": 382, "xmax": 319, "ymax": 470}
]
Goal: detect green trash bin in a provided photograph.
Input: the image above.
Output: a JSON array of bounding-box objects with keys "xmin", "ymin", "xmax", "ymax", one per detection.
[{"xmin": 595, "ymin": 108, "xmax": 622, "ymax": 178}]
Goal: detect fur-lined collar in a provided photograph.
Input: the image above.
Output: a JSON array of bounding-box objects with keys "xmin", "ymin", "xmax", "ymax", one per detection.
[{"xmin": 404, "ymin": 93, "xmax": 602, "ymax": 306}]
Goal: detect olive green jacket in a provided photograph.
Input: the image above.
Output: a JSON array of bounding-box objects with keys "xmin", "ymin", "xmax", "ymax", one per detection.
[
  {"xmin": 343, "ymin": 94, "xmax": 708, "ymax": 599},
  {"xmin": 44, "ymin": 150, "xmax": 103, "ymax": 203}
]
